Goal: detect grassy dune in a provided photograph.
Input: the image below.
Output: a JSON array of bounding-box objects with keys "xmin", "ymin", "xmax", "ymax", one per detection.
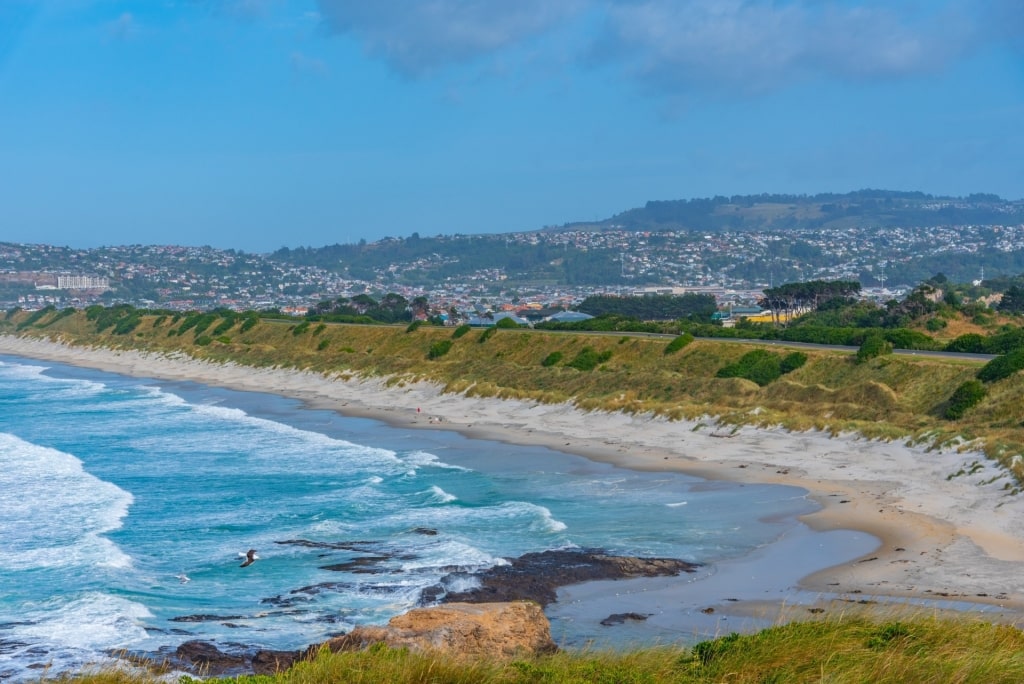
[
  {"xmin": 39, "ymin": 613, "xmax": 1024, "ymax": 683},
  {"xmin": 6, "ymin": 308, "xmax": 1024, "ymax": 480}
]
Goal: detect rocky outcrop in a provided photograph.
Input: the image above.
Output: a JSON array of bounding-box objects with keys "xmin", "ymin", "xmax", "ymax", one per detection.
[
  {"xmin": 320, "ymin": 601, "xmax": 556, "ymax": 659},
  {"xmin": 439, "ymin": 548, "xmax": 699, "ymax": 606},
  {"xmin": 171, "ymin": 640, "xmax": 303, "ymax": 677}
]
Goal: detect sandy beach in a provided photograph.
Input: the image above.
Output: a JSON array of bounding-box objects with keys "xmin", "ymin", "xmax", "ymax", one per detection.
[{"xmin": 3, "ymin": 333, "xmax": 1024, "ymax": 629}]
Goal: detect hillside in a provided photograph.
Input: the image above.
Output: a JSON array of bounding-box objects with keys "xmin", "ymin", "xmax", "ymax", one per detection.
[
  {"xmin": 567, "ymin": 189, "xmax": 1024, "ymax": 233},
  {"xmin": 5, "ymin": 307, "xmax": 1023, "ymax": 483}
]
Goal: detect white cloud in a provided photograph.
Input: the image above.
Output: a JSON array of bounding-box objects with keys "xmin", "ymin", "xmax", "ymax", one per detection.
[
  {"xmin": 595, "ymin": 0, "xmax": 980, "ymax": 94},
  {"xmin": 314, "ymin": 0, "xmax": 586, "ymax": 76},
  {"xmin": 105, "ymin": 12, "xmax": 139, "ymax": 42},
  {"xmin": 285, "ymin": 1, "xmax": 1016, "ymax": 96}
]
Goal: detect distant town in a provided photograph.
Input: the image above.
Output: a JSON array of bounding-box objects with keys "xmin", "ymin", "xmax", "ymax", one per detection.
[{"xmin": 4, "ymin": 191, "xmax": 1023, "ymax": 321}]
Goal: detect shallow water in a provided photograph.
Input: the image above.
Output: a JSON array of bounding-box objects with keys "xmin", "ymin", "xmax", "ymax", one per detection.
[{"xmin": 0, "ymin": 354, "xmax": 870, "ymax": 680}]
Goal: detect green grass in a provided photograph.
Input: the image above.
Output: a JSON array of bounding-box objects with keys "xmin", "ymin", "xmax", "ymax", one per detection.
[{"xmin": 34, "ymin": 614, "xmax": 1024, "ymax": 684}]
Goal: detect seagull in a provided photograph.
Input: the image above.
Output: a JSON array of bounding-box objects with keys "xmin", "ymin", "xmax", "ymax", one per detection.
[
  {"xmin": 176, "ymin": 573, "xmax": 191, "ymax": 584},
  {"xmin": 239, "ymin": 549, "xmax": 259, "ymax": 568}
]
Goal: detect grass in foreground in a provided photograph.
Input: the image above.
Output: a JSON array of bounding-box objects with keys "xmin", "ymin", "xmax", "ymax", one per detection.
[{"xmin": 38, "ymin": 614, "xmax": 1024, "ymax": 684}]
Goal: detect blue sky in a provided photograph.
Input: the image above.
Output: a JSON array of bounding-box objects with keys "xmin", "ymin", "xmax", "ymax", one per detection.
[{"xmin": 0, "ymin": 1, "xmax": 1021, "ymax": 253}]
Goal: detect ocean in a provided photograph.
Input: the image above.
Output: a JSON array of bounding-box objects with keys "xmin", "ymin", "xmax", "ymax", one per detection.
[{"xmin": 0, "ymin": 354, "xmax": 876, "ymax": 680}]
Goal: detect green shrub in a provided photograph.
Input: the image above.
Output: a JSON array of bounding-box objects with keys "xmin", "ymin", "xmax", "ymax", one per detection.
[
  {"xmin": 313, "ymin": 323, "xmax": 327, "ymax": 336},
  {"xmin": 452, "ymin": 324, "xmax": 471, "ymax": 339},
  {"xmin": 883, "ymin": 328, "xmax": 939, "ymax": 351},
  {"xmin": 944, "ymin": 380, "xmax": 986, "ymax": 419},
  {"xmin": 195, "ymin": 335, "xmax": 213, "ymax": 346},
  {"xmin": 541, "ymin": 351, "xmax": 564, "ymax": 367},
  {"xmin": 216, "ymin": 335, "xmax": 231, "ymax": 344},
  {"xmin": 780, "ymin": 351, "xmax": 808, "ymax": 374},
  {"xmin": 428, "ymin": 339, "xmax": 453, "ymax": 359},
  {"xmin": 495, "ymin": 317, "xmax": 521, "ymax": 329},
  {"xmin": 292, "ymin": 321, "xmax": 311, "ymax": 336},
  {"xmin": 690, "ymin": 632, "xmax": 742, "ymax": 666},
  {"xmin": 945, "ymin": 333, "xmax": 987, "ymax": 353},
  {"xmin": 977, "ymin": 348, "xmax": 1024, "ymax": 383},
  {"xmin": 478, "ymin": 327, "xmax": 497, "ymax": 343},
  {"xmin": 856, "ymin": 334, "xmax": 892, "ymax": 363},
  {"xmin": 717, "ymin": 349, "xmax": 782, "ymax": 386},
  {"xmin": 406, "ymin": 320, "xmax": 424, "ymax": 333},
  {"xmin": 317, "ymin": 339, "xmax": 330, "ymax": 351},
  {"xmin": 239, "ymin": 315, "xmax": 259, "ymax": 333},
  {"xmin": 177, "ymin": 312, "xmax": 217, "ymax": 336},
  {"xmin": 664, "ymin": 333, "xmax": 695, "ymax": 355},
  {"xmin": 112, "ymin": 314, "xmax": 142, "ymax": 335},
  {"xmin": 211, "ymin": 317, "xmax": 237, "ymax": 336},
  {"xmin": 567, "ymin": 347, "xmax": 612, "ymax": 371}
]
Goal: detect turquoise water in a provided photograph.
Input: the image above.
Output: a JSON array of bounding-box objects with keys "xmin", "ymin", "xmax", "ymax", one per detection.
[{"xmin": 0, "ymin": 354, "xmax": 829, "ymax": 679}]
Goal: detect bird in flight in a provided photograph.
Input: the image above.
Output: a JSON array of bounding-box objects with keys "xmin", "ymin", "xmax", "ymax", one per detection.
[{"xmin": 239, "ymin": 549, "xmax": 259, "ymax": 568}]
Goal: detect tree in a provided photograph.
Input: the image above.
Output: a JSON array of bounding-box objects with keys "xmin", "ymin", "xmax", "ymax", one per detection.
[{"xmin": 998, "ymin": 285, "xmax": 1024, "ymax": 314}]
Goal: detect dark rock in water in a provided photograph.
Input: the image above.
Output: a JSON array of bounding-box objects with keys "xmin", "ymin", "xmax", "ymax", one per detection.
[
  {"xmin": 170, "ymin": 614, "xmax": 247, "ymax": 623},
  {"xmin": 319, "ymin": 555, "xmax": 392, "ymax": 573},
  {"xmin": 412, "ymin": 527, "xmax": 439, "ymax": 536},
  {"xmin": 420, "ymin": 584, "xmax": 446, "ymax": 604},
  {"xmin": 438, "ymin": 548, "xmax": 699, "ymax": 607},
  {"xmin": 169, "ymin": 640, "xmax": 302, "ymax": 678},
  {"xmin": 174, "ymin": 640, "xmax": 247, "ymax": 673},
  {"xmin": 276, "ymin": 539, "xmax": 381, "ymax": 551},
  {"xmin": 0, "ymin": 639, "xmax": 30, "ymax": 654},
  {"xmin": 600, "ymin": 612, "xmax": 650, "ymax": 626}
]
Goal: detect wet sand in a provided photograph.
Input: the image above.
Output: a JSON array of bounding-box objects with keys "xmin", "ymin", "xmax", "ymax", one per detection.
[{"xmin": 2, "ymin": 335, "xmax": 1023, "ymax": 635}]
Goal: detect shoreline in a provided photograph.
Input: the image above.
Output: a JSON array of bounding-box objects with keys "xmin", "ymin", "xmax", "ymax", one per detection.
[{"xmin": 3, "ymin": 335, "xmax": 1024, "ymax": 625}]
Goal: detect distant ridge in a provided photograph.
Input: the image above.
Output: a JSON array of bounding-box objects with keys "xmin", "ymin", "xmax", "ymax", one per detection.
[{"xmin": 547, "ymin": 189, "xmax": 1024, "ymax": 234}]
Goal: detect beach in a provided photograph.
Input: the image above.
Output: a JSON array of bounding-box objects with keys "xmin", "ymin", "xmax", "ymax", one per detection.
[{"xmin": 3, "ymin": 333, "xmax": 1024, "ymax": 630}]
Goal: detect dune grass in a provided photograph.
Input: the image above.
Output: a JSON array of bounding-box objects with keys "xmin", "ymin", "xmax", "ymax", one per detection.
[
  {"xmin": 34, "ymin": 613, "xmax": 1024, "ymax": 684},
  {"xmin": 5, "ymin": 309, "xmax": 1024, "ymax": 480}
]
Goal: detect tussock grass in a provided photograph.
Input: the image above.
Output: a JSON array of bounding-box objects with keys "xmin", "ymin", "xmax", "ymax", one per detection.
[
  {"xmin": 38, "ymin": 614, "xmax": 1024, "ymax": 684},
  {"xmin": 7, "ymin": 311, "xmax": 1024, "ymax": 479}
]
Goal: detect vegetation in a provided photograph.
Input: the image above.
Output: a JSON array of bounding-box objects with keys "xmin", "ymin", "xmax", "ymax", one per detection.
[
  {"xmin": 977, "ymin": 348, "xmax": 1024, "ymax": 384},
  {"xmin": 565, "ymin": 347, "xmax": 613, "ymax": 371},
  {"xmin": 664, "ymin": 333, "xmax": 695, "ymax": 355},
  {"xmin": 715, "ymin": 349, "xmax": 805, "ymax": 386},
  {"xmin": 42, "ymin": 613, "xmax": 1024, "ymax": 684},
  {"xmin": 3, "ymin": 304, "xmax": 1024, "ymax": 482},
  {"xmin": 540, "ymin": 351, "xmax": 563, "ymax": 367},
  {"xmin": 577, "ymin": 293, "xmax": 717, "ymax": 321},
  {"xmin": 856, "ymin": 333, "xmax": 893, "ymax": 363},
  {"xmin": 945, "ymin": 380, "xmax": 987, "ymax": 420},
  {"xmin": 427, "ymin": 339, "xmax": 453, "ymax": 359}
]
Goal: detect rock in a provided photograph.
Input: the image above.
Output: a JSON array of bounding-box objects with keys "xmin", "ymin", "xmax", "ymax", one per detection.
[
  {"xmin": 319, "ymin": 601, "xmax": 556, "ymax": 659},
  {"xmin": 168, "ymin": 641, "xmax": 303, "ymax": 678},
  {"xmin": 600, "ymin": 612, "xmax": 650, "ymax": 626},
  {"xmin": 173, "ymin": 640, "xmax": 247, "ymax": 674},
  {"xmin": 252, "ymin": 649, "xmax": 303, "ymax": 675},
  {"xmin": 440, "ymin": 548, "xmax": 699, "ymax": 606}
]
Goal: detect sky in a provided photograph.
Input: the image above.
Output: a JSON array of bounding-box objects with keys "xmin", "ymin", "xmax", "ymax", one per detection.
[{"xmin": 0, "ymin": 1, "xmax": 1021, "ymax": 253}]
